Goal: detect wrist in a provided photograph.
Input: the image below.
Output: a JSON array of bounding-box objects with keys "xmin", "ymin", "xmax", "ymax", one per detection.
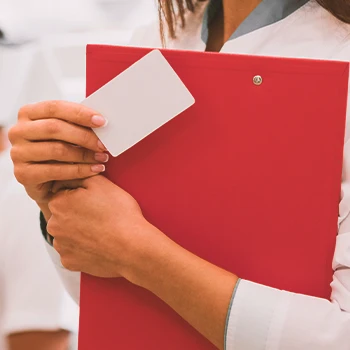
[
  {"xmin": 122, "ymin": 222, "xmax": 175, "ymax": 288},
  {"xmin": 125, "ymin": 226, "xmax": 200, "ymax": 297},
  {"xmin": 38, "ymin": 203, "xmax": 51, "ymax": 222},
  {"xmin": 124, "ymin": 226, "xmax": 239, "ymax": 296}
]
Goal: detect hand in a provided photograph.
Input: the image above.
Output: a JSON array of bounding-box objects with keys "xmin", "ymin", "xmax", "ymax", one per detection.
[
  {"xmin": 8, "ymin": 101, "xmax": 109, "ymax": 209},
  {"xmin": 49, "ymin": 176, "xmax": 238, "ymax": 350},
  {"xmin": 47, "ymin": 176, "xmax": 157, "ymax": 279}
]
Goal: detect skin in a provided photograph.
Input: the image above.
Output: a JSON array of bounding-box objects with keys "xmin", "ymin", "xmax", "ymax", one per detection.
[
  {"xmin": 9, "ymin": 2, "xmax": 261, "ymax": 349},
  {"xmin": 0, "ymin": 127, "xmax": 7, "ymax": 153},
  {"xmin": 207, "ymin": 0, "xmax": 262, "ymax": 51},
  {"xmin": 8, "ymin": 331, "xmax": 69, "ymax": 350}
]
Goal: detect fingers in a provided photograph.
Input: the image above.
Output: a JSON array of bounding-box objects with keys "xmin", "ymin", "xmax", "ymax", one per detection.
[
  {"xmin": 14, "ymin": 163, "xmax": 105, "ymax": 185},
  {"xmin": 18, "ymin": 101, "xmax": 106, "ymax": 128},
  {"xmin": 11, "ymin": 141, "xmax": 109, "ymax": 164},
  {"xmin": 12, "ymin": 119, "xmax": 106, "ymax": 152},
  {"xmin": 52, "ymin": 175, "xmax": 112, "ymax": 193},
  {"xmin": 51, "ymin": 179, "xmax": 86, "ymax": 194}
]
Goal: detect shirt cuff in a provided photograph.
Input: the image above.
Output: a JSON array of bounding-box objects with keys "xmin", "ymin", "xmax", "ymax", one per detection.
[
  {"xmin": 44, "ymin": 242, "xmax": 81, "ymax": 305},
  {"xmin": 2, "ymin": 309, "xmax": 79, "ymax": 336},
  {"xmin": 224, "ymin": 278, "xmax": 241, "ymax": 350},
  {"xmin": 225, "ymin": 280, "xmax": 292, "ymax": 350}
]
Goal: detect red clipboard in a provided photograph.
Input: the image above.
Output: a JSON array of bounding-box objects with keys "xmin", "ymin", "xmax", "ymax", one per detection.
[{"xmin": 79, "ymin": 45, "xmax": 349, "ymax": 350}]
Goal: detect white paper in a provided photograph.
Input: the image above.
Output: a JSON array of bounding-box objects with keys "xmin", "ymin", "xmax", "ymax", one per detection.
[{"xmin": 82, "ymin": 49, "xmax": 195, "ymax": 157}]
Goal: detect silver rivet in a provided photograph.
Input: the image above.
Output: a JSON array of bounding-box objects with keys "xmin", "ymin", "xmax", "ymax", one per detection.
[{"xmin": 253, "ymin": 75, "xmax": 263, "ymax": 86}]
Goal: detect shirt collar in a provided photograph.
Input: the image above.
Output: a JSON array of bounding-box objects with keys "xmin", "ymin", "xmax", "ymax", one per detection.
[{"xmin": 201, "ymin": 0, "xmax": 310, "ymax": 43}]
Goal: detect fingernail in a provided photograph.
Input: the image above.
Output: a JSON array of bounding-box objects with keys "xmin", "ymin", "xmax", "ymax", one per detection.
[
  {"xmin": 94, "ymin": 152, "xmax": 109, "ymax": 163},
  {"xmin": 91, "ymin": 115, "xmax": 108, "ymax": 127},
  {"xmin": 91, "ymin": 164, "xmax": 105, "ymax": 173},
  {"xmin": 97, "ymin": 140, "xmax": 107, "ymax": 151}
]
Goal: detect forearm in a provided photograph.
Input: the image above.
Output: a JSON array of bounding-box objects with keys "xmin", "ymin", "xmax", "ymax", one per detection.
[
  {"xmin": 129, "ymin": 224, "xmax": 239, "ymax": 350},
  {"xmin": 8, "ymin": 330, "xmax": 70, "ymax": 350}
]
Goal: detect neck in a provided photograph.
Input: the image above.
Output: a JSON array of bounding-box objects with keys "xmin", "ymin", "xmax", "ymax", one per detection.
[
  {"xmin": 222, "ymin": 0, "xmax": 262, "ymax": 41},
  {"xmin": 206, "ymin": 0, "xmax": 263, "ymax": 52}
]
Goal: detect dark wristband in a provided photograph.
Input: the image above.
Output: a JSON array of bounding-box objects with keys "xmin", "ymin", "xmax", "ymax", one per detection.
[{"xmin": 40, "ymin": 211, "xmax": 54, "ymax": 246}]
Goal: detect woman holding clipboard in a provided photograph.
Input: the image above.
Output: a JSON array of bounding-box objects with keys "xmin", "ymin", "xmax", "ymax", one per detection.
[{"xmin": 8, "ymin": 1, "xmax": 350, "ymax": 349}]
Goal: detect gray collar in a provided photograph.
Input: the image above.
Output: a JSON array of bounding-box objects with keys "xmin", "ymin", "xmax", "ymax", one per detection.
[{"xmin": 202, "ymin": 0, "xmax": 309, "ymax": 43}]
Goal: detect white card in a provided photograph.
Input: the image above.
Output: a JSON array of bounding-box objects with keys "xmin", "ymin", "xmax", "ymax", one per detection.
[{"xmin": 82, "ymin": 50, "xmax": 195, "ymax": 157}]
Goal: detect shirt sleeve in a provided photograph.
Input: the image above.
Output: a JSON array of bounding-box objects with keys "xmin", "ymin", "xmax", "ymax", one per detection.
[
  {"xmin": 44, "ymin": 240, "xmax": 81, "ymax": 305},
  {"xmin": 0, "ymin": 180, "xmax": 79, "ymax": 336},
  {"xmin": 39, "ymin": 211, "xmax": 81, "ymax": 305},
  {"xmin": 225, "ymin": 97, "xmax": 350, "ymax": 350}
]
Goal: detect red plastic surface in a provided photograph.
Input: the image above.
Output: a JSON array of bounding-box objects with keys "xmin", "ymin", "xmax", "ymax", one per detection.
[{"xmin": 79, "ymin": 45, "xmax": 349, "ymax": 350}]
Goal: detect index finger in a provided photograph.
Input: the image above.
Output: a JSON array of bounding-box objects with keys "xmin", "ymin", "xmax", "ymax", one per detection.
[{"xmin": 18, "ymin": 101, "xmax": 107, "ymax": 128}]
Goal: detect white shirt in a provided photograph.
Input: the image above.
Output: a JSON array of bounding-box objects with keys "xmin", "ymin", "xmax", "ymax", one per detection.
[
  {"xmin": 45, "ymin": 1, "xmax": 350, "ymax": 349},
  {"xmin": 0, "ymin": 150, "xmax": 79, "ymax": 350}
]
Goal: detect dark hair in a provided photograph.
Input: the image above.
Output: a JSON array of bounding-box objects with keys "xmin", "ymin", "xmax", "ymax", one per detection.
[{"xmin": 158, "ymin": 0, "xmax": 350, "ymax": 42}]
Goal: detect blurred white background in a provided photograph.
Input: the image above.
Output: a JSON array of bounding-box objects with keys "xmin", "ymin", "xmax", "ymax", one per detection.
[
  {"xmin": 0, "ymin": 2, "xmax": 159, "ymax": 349},
  {"xmin": 0, "ymin": 0, "xmax": 158, "ymax": 127},
  {"xmin": 0, "ymin": 0, "xmax": 157, "ymax": 41}
]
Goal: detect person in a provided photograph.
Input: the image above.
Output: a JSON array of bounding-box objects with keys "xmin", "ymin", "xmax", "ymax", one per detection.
[
  {"xmin": 0, "ymin": 127, "xmax": 8, "ymax": 153},
  {"xmin": 8, "ymin": 0, "xmax": 350, "ymax": 349},
  {"xmin": 0, "ymin": 125, "xmax": 79, "ymax": 350}
]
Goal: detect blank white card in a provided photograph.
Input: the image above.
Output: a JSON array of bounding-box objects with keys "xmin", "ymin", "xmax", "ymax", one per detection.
[{"xmin": 82, "ymin": 50, "xmax": 195, "ymax": 157}]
